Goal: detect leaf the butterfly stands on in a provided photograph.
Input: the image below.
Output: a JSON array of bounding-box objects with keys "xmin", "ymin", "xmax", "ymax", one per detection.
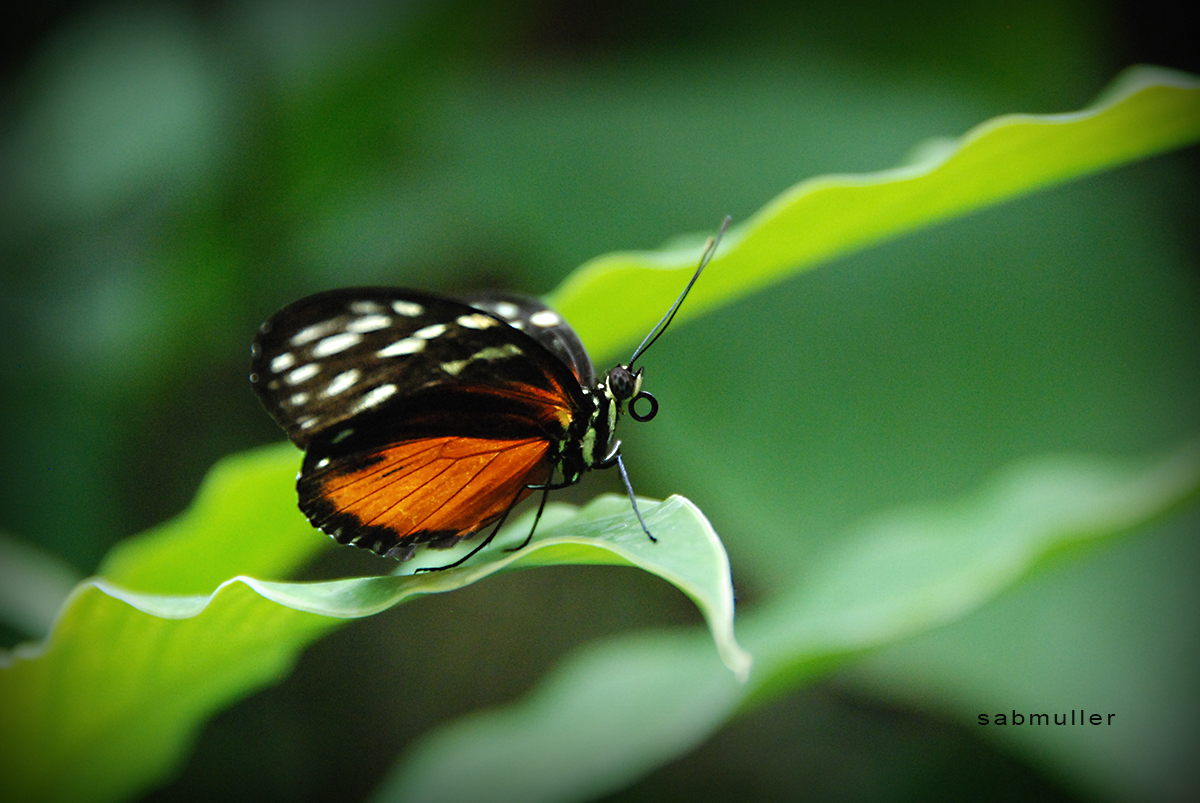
[{"xmin": 250, "ymin": 218, "xmax": 730, "ymax": 569}]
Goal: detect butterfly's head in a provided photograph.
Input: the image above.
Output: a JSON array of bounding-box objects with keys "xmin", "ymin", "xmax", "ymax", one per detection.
[
  {"xmin": 606, "ymin": 364, "xmax": 642, "ymax": 400},
  {"xmin": 606, "ymin": 363, "xmax": 657, "ymax": 423}
]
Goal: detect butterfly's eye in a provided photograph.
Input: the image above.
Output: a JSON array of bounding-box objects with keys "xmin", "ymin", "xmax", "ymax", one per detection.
[{"xmin": 606, "ymin": 364, "xmax": 642, "ymax": 401}]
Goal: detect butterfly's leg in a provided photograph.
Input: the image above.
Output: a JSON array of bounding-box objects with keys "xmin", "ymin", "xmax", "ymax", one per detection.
[
  {"xmin": 505, "ymin": 485, "xmax": 551, "ymax": 553},
  {"xmin": 507, "ymin": 463, "xmax": 581, "ymax": 552},
  {"xmin": 414, "ymin": 489, "xmax": 526, "ymax": 573},
  {"xmin": 592, "ymin": 443, "xmax": 656, "ymax": 543},
  {"xmin": 615, "ymin": 454, "xmax": 656, "ymax": 542}
]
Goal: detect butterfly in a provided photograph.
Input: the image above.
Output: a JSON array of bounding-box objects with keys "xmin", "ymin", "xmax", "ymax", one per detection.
[{"xmin": 250, "ymin": 217, "xmax": 729, "ymax": 569}]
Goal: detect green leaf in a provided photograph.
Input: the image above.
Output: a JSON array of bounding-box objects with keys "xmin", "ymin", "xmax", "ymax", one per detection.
[
  {"xmin": 0, "ymin": 485, "xmax": 743, "ymax": 803},
  {"xmin": 746, "ymin": 439, "xmax": 1200, "ymax": 672},
  {"xmin": 373, "ymin": 439, "xmax": 1200, "ymax": 803},
  {"xmin": 249, "ymin": 494, "xmax": 748, "ymax": 679},
  {"xmin": 550, "ymin": 65, "xmax": 1200, "ymax": 362}
]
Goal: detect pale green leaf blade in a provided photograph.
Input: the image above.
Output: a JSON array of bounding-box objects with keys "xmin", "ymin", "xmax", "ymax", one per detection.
[
  {"xmin": 550, "ymin": 66, "xmax": 1200, "ymax": 362},
  {"xmin": 746, "ymin": 438, "xmax": 1200, "ymax": 673},
  {"xmin": 253, "ymin": 493, "xmax": 748, "ymax": 678}
]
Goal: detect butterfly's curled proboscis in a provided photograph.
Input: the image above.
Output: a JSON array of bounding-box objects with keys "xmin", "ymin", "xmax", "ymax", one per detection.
[{"xmin": 249, "ymin": 216, "xmax": 731, "ymax": 570}]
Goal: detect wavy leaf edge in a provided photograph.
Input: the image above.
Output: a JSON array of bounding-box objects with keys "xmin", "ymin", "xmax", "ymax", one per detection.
[{"xmin": 3, "ymin": 494, "xmax": 751, "ymax": 679}]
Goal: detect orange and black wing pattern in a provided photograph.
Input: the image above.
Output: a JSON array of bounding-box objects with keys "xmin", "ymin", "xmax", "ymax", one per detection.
[
  {"xmin": 250, "ymin": 288, "xmax": 594, "ymax": 560},
  {"xmin": 300, "ymin": 434, "xmax": 553, "ymax": 561}
]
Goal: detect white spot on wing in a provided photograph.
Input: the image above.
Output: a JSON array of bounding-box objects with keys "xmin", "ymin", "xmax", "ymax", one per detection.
[
  {"xmin": 331, "ymin": 428, "xmax": 355, "ymax": 444},
  {"xmin": 377, "ymin": 337, "xmax": 425, "ymax": 357},
  {"xmin": 322, "ymin": 369, "xmax": 360, "ymax": 397},
  {"xmin": 291, "ymin": 320, "xmax": 339, "ymax": 346},
  {"xmin": 298, "ymin": 415, "xmax": 320, "ymax": 429},
  {"xmin": 354, "ymin": 383, "xmax": 397, "ymax": 411},
  {"xmin": 392, "ymin": 300, "xmax": 424, "ymax": 317},
  {"xmin": 270, "ymin": 352, "xmax": 296, "ymax": 373},
  {"xmin": 413, "ymin": 323, "xmax": 448, "ymax": 340},
  {"xmin": 316, "ymin": 457, "xmax": 331, "ymax": 469},
  {"xmin": 289, "ymin": 392, "xmax": 310, "ymax": 406},
  {"xmin": 286, "ymin": 363, "xmax": 321, "ymax": 385},
  {"xmin": 350, "ymin": 300, "xmax": 386, "ymax": 314},
  {"xmin": 475, "ymin": 344, "xmax": 523, "ymax": 360},
  {"xmin": 345, "ymin": 314, "xmax": 391, "ymax": 333},
  {"xmin": 440, "ymin": 343, "xmax": 523, "ymax": 376},
  {"xmin": 493, "ymin": 301, "xmax": 519, "ymax": 319},
  {"xmin": 529, "ymin": 310, "xmax": 561, "ymax": 328},
  {"xmin": 312, "ymin": 331, "xmax": 362, "ymax": 357},
  {"xmin": 456, "ymin": 313, "xmax": 497, "ymax": 329}
]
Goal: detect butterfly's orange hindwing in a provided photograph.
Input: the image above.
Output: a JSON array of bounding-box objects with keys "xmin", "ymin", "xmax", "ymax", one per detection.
[{"xmin": 299, "ymin": 435, "xmax": 553, "ymax": 557}]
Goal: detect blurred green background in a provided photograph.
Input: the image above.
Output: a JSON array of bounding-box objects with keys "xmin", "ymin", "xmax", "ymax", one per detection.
[{"xmin": 2, "ymin": 1, "xmax": 1196, "ymax": 801}]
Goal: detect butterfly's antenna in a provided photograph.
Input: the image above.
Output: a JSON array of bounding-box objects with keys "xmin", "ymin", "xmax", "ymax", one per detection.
[{"xmin": 629, "ymin": 215, "xmax": 731, "ymax": 367}]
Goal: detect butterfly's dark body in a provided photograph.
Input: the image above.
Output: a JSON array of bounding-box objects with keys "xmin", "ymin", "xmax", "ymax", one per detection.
[{"xmin": 250, "ymin": 288, "xmax": 628, "ymax": 562}]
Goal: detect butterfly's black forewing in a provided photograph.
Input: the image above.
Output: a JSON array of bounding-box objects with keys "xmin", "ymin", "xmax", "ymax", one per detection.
[{"xmin": 250, "ymin": 288, "xmax": 589, "ymax": 448}]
